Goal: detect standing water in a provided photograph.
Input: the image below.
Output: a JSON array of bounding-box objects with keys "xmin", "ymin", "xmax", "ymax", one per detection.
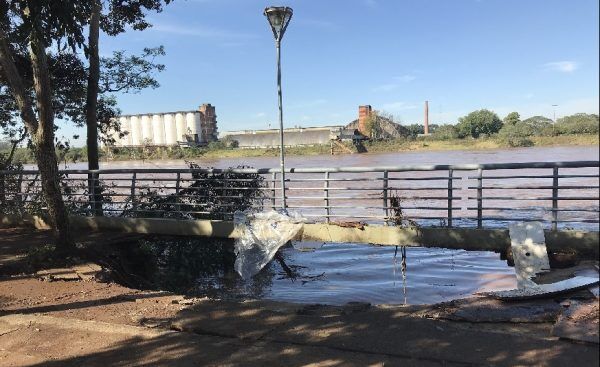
[{"xmin": 189, "ymin": 243, "xmax": 517, "ymax": 306}]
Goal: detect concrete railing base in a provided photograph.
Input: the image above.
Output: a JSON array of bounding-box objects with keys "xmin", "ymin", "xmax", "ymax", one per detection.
[{"xmin": 2, "ymin": 215, "xmax": 597, "ymax": 259}]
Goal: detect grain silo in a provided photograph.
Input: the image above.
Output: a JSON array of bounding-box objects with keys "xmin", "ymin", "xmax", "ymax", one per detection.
[
  {"xmin": 141, "ymin": 115, "xmax": 153, "ymax": 144},
  {"xmin": 120, "ymin": 116, "xmax": 132, "ymax": 146},
  {"xmin": 130, "ymin": 116, "xmax": 142, "ymax": 146},
  {"xmin": 164, "ymin": 114, "xmax": 177, "ymax": 145},
  {"xmin": 175, "ymin": 113, "xmax": 186, "ymax": 141},
  {"xmin": 152, "ymin": 114, "xmax": 165, "ymax": 145}
]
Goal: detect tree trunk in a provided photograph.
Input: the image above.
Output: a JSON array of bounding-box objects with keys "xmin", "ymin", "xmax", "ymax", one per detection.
[
  {"xmin": 0, "ymin": 24, "xmax": 74, "ymax": 254},
  {"xmin": 86, "ymin": 1, "xmax": 103, "ymax": 215},
  {"xmin": 29, "ymin": 32, "xmax": 75, "ymax": 253}
]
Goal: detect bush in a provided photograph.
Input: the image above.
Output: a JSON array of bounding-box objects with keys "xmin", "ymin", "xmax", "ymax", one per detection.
[
  {"xmin": 520, "ymin": 116, "xmax": 553, "ymax": 136},
  {"xmin": 555, "ymin": 113, "xmax": 599, "ymax": 135},
  {"xmin": 456, "ymin": 109, "xmax": 503, "ymax": 138},
  {"xmin": 431, "ymin": 124, "xmax": 459, "ymax": 140}
]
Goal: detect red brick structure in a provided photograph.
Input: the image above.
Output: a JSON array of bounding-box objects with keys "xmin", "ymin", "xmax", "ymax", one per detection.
[
  {"xmin": 358, "ymin": 105, "xmax": 372, "ymax": 136},
  {"xmin": 199, "ymin": 103, "xmax": 218, "ymax": 143}
]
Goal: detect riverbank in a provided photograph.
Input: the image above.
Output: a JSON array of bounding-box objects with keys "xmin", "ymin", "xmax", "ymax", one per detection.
[
  {"xmin": 5, "ymin": 133, "xmax": 599, "ymax": 165},
  {"xmin": 1, "ymin": 227, "xmax": 598, "ymax": 366},
  {"xmin": 106, "ymin": 134, "xmax": 600, "ymax": 162}
]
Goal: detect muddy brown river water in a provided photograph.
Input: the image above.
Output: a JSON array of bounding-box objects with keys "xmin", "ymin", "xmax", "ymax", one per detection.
[{"xmin": 58, "ymin": 146, "xmax": 599, "ymax": 305}]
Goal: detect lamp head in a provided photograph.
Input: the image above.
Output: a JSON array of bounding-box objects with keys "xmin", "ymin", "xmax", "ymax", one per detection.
[{"xmin": 264, "ymin": 6, "xmax": 293, "ymax": 42}]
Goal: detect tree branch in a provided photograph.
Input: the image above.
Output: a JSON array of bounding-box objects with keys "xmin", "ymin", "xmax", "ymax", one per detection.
[{"xmin": 0, "ymin": 29, "xmax": 39, "ymax": 134}]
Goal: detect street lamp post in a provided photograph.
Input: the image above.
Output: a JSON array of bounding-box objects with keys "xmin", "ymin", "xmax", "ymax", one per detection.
[
  {"xmin": 264, "ymin": 6, "xmax": 293, "ymax": 209},
  {"xmin": 552, "ymin": 104, "xmax": 558, "ymax": 122}
]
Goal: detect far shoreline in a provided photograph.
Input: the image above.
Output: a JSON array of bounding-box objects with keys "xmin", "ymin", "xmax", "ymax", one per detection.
[{"xmin": 99, "ymin": 134, "xmax": 599, "ymax": 163}]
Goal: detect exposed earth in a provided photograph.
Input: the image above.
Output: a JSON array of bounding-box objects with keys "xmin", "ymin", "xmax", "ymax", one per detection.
[{"xmin": 0, "ymin": 227, "xmax": 598, "ymax": 366}]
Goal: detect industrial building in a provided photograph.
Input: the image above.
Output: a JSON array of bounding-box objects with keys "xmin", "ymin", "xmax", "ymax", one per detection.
[{"xmin": 105, "ymin": 104, "xmax": 218, "ymax": 147}]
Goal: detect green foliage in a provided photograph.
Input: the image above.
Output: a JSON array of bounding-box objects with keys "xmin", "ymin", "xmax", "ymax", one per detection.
[
  {"xmin": 497, "ymin": 124, "xmax": 535, "ymax": 147},
  {"xmin": 521, "ymin": 116, "xmax": 553, "ymax": 135},
  {"xmin": 431, "ymin": 124, "xmax": 459, "ymax": 140},
  {"xmin": 555, "ymin": 113, "xmax": 599, "ymax": 135},
  {"xmin": 503, "ymin": 112, "xmax": 520, "ymax": 126},
  {"xmin": 405, "ymin": 124, "xmax": 424, "ymax": 137},
  {"xmin": 456, "ymin": 109, "xmax": 503, "ymax": 138}
]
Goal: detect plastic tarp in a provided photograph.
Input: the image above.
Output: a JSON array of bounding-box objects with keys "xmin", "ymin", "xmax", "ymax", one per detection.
[{"xmin": 234, "ymin": 210, "xmax": 306, "ymax": 279}]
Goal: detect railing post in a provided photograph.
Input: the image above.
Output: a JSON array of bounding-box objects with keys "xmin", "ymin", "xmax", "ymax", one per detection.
[
  {"xmin": 447, "ymin": 169, "xmax": 453, "ymax": 228},
  {"xmin": 88, "ymin": 173, "xmax": 94, "ymax": 216},
  {"xmin": 324, "ymin": 171, "xmax": 330, "ymax": 223},
  {"xmin": 130, "ymin": 172, "xmax": 137, "ymax": 213},
  {"xmin": 383, "ymin": 170, "xmax": 389, "ymax": 224},
  {"xmin": 271, "ymin": 172, "xmax": 277, "ymax": 210},
  {"xmin": 477, "ymin": 168, "xmax": 483, "ymax": 228},
  {"xmin": 175, "ymin": 172, "xmax": 181, "ymax": 215},
  {"xmin": 17, "ymin": 171, "xmax": 24, "ymax": 215},
  {"xmin": 552, "ymin": 167, "xmax": 559, "ymax": 230}
]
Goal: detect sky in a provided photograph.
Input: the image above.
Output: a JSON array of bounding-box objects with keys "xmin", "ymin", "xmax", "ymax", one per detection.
[{"xmin": 57, "ymin": 0, "xmax": 599, "ymax": 146}]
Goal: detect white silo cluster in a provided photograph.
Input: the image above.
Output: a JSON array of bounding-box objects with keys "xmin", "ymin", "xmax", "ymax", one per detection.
[{"xmin": 107, "ymin": 111, "xmax": 204, "ymax": 147}]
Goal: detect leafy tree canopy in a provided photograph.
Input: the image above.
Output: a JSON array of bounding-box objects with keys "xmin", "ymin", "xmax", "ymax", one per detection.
[
  {"xmin": 456, "ymin": 109, "xmax": 503, "ymax": 138},
  {"xmin": 503, "ymin": 112, "xmax": 520, "ymax": 126}
]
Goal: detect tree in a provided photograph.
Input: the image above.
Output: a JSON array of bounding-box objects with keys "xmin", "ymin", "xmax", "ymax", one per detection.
[
  {"xmin": 86, "ymin": 0, "xmax": 171, "ymax": 170},
  {"xmin": 0, "ymin": 1, "xmax": 96, "ymax": 251},
  {"xmin": 85, "ymin": 1, "xmax": 170, "ymax": 214},
  {"xmin": 503, "ymin": 112, "xmax": 520, "ymax": 126},
  {"xmin": 555, "ymin": 113, "xmax": 599, "ymax": 135},
  {"xmin": 431, "ymin": 124, "xmax": 459, "ymax": 140},
  {"xmin": 456, "ymin": 109, "xmax": 503, "ymax": 138},
  {"xmin": 406, "ymin": 124, "xmax": 424, "ymax": 137},
  {"xmin": 520, "ymin": 116, "xmax": 553, "ymax": 135}
]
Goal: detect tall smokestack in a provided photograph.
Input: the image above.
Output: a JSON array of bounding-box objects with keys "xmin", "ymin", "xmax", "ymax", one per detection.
[{"xmin": 424, "ymin": 100, "xmax": 429, "ymax": 135}]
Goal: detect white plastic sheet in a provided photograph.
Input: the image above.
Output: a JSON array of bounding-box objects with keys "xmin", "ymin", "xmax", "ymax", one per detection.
[
  {"xmin": 508, "ymin": 222, "xmax": 550, "ymax": 289},
  {"xmin": 234, "ymin": 210, "xmax": 306, "ymax": 279}
]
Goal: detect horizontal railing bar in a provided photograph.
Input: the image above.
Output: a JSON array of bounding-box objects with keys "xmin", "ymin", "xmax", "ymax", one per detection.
[
  {"xmin": 287, "ymin": 196, "xmax": 458, "ymax": 200},
  {"xmin": 283, "ymin": 205, "xmax": 450, "ymax": 210},
  {"xmin": 467, "ymin": 196, "xmax": 600, "ymax": 201},
  {"xmin": 470, "ymin": 174, "xmax": 600, "ymax": 179},
  {"xmin": 468, "ymin": 207, "xmax": 600, "ymax": 212},
  {"xmin": 4, "ymin": 160, "xmax": 597, "ymax": 176},
  {"xmin": 467, "ymin": 185, "xmax": 600, "ymax": 190}
]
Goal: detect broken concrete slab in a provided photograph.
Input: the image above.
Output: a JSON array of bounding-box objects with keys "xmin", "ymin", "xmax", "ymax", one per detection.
[
  {"xmin": 71, "ymin": 263, "xmax": 103, "ymax": 281},
  {"xmin": 552, "ymin": 300, "xmax": 599, "ymax": 344},
  {"xmin": 481, "ymin": 276, "xmax": 599, "ymax": 301},
  {"xmin": 36, "ymin": 268, "xmax": 81, "ymax": 282},
  {"xmin": 418, "ymin": 297, "xmax": 562, "ymax": 323}
]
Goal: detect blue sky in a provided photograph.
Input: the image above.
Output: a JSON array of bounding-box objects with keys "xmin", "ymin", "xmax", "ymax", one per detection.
[{"xmin": 58, "ymin": 0, "xmax": 599, "ymax": 146}]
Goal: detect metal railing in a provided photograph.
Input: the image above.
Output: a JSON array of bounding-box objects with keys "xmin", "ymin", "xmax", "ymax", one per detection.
[{"xmin": 1, "ymin": 161, "xmax": 598, "ymax": 231}]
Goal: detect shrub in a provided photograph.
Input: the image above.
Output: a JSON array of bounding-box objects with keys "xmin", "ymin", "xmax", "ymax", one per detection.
[
  {"xmin": 555, "ymin": 113, "xmax": 599, "ymax": 135},
  {"xmin": 431, "ymin": 124, "xmax": 459, "ymax": 140},
  {"xmin": 456, "ymin": 109, "xmax": 503, "ymax": 138}
]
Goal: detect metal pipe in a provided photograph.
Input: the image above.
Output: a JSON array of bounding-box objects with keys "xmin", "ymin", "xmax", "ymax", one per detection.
[{"xmin": 276, "ymin": 40, "xmax": 286, "ymax": 209}]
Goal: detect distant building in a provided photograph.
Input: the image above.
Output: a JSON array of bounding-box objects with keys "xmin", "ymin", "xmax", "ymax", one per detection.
[
  {"xmin": 219, "ymin": 105, "xmax": 409, "ymax": 148},
  {"xmin": 345, "ymin": 105, "xmax": 409, "ymax": 139},
  {"xmin": 104, "ymin": 103, "xmax": 218, "ymax": 147},
  {"xmin": 219, "ymin": 126, "xmax": 343, "ymax": 148}
]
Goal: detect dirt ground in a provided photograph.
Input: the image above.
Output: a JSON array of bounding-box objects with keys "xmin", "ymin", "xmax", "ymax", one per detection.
[{"xmin": 0, "ymin": 227, "xmax": 598, "ymax": 366}]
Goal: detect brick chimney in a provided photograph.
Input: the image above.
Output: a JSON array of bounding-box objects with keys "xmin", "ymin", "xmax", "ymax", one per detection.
[
  {"xmin": 424, "ymin": 101, "xmax": 429, "ymax": 135},
  {"xmin": 358, "ymin": 105, "xmax": 372, "ymax": 136},
  {"xmin": 199, "ymin": 103, "xmax": 218, "ymax": 142}
]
